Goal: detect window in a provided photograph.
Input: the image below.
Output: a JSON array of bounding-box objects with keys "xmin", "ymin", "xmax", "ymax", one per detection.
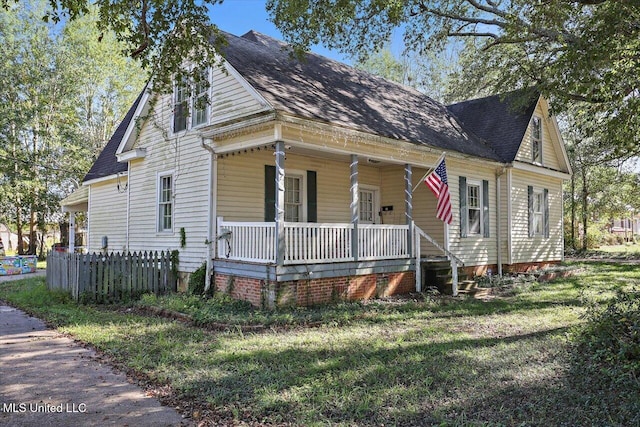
[
  {"xmin": 172, "ymin": 69, "xmax": 209, "ymax": 133},
  {"xmin": 158, "ymin": 174, "xmax": 173, "ymax": 232},
  {"xmin": 531, "ymin": 116, "xmax": 542, "ymax": 164},
  {"xmin": 284, "ymin": 175, "xmax": 302, "ymax": 222},
  {"xmin": 192, "ymin": 70, "xmax": 209, "ymax": 127},
  {"xmin": 459, "ymin": 177, "xmax": 490, "ymax": 238},
  {"xmin": 265, "ymin": 167, "xmax": 317, "ymax": 222},
  {"xmin": 173, "ymin": 79, "xmax": 188, "ymax": 132},
  {"xmin": 467, "ymin": 183, "xmax": 481, "ymax": 235},
  {"xmin": 528, "ymin": 186, "xmax": 549, "ymax": 238},
  {"xmin": 359, "ymin": 189, "xmax": 376, "ymax": 223},
  {"xmin": 532, "ymin": 190, "xmax": 544, "ymax": 236}
]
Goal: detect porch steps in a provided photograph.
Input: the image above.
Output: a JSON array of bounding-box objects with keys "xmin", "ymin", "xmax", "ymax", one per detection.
[{"xmin": 421, "ymin": 260, "xmax": 481, "ymax": 296}]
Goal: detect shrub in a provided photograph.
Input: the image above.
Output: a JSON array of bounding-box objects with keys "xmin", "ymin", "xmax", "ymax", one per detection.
[
  {"xmin": 188, "ymin": 262, "xmax": 208, "ymax": 295},
  {"xmin": 569, "ymin": 288, "xmax": 640, "ymax": 423},
  {"xmin": 576, "ymin": 288, "xmax": 640, "ymax": 381}
]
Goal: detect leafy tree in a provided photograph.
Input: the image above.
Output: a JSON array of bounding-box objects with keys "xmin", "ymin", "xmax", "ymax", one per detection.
[
  {"xmin": 562, "ymin": 106, "xmax": 640, "ymax": 250},
  {"xmin": 1, "ymin": 0, "xmax": 226, "ymax": 95},
  {"xmin": 0, "ymin": 1, "xmax": 144, "ymax": 255},
  {"xmin": 355, "ymin": 44, "xmax": 462, "ymax": 103},
  {"xmin": 266, "ymin": 0, "xmax": 640, "ymax": 157}
]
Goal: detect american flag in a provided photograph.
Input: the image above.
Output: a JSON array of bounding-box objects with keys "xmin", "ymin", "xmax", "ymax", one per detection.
[{"xmin": 424, "ymin": 157, "xmax": 453, "ymax": 224}]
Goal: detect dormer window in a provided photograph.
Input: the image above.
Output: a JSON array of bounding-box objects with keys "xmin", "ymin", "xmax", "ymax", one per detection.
[
  {"xmin": 172, "ymin": 69, "xmax": 210, "ymax": 133},
  {"xmin": 531, "ymin": 116, "xmax": 542, "ymax": 164},
  {"xmin": 192, "ymin": 69, "xmax": 209, "ymax": 127},
  {"xmin": 173, "ymin": 78, "xmax": 188, "ymax": 132}
]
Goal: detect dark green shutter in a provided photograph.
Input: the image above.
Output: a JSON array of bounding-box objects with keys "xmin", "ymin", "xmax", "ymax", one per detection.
[
  {"xmin": 528, "ymin": 185, "xmax": 534, "ymax": 238},
  {"xmin": 459, "ymin": 176, "xmax": 467, "ymax": 238},
  {"xmin": 482, "ymin": 179, "xmax": 490, "ymax": 238},
  {"xmin": 307, "ymin": 170, "xmax": 317, "ymax": 223},
  {"xmin": 543, "ymin": 188, "xmax": 550, "ymax": 238},
  {"xmin": 264, "ymin": 165, "xmax": 276, "ymax": 221}
]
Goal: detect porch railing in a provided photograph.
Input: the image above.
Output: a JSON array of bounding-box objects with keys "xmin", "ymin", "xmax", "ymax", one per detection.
[{"xmin": 216, "ymin": 218, "xmax": 410, "ymax": 265}]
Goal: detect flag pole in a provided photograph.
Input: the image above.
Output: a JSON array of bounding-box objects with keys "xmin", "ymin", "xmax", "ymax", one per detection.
[{"xmin": 412, "ymin": 152, "xmax": 446, "ymax": 193}]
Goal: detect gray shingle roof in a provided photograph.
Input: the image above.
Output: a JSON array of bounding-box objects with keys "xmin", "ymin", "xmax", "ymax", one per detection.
[
  {"xmin": 223, "ymin": 31, "xmax": 501, "ymax": 161},
  {"xmin": 446, "ymin": 90, "xmax": 538, "ymax": 163},
  {"xmin": 87, "ymin": 32, "xmax": 541, "ymax": 183},
  {"xmin": 83, "ymin": 90, "xmax": 145, "ymax": 182}
]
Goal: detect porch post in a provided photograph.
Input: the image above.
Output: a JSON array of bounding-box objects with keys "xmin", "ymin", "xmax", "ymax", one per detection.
[
  {"xmin": 274, "ymin": 141, "xmax": 286, "ymax": 265},
  {"xmin": 350, "ymin": 154, "xmax": 359, "ymax": 261},
  {"xmin": 404, "ymin": 164, "xmax": 413, "ymax": 257},
  {"xmin": 68, "ymin": 213, "xmax": 75, "ymax": 253}
]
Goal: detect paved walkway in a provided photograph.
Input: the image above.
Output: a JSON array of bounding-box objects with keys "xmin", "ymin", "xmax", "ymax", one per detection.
[
  {"xmin": 0, "ymin": 270, "xmax": 46, "ymax": 283},
  {"xmin": 0, "ymin": 273, "xmax": 189, "ymax": 426}
]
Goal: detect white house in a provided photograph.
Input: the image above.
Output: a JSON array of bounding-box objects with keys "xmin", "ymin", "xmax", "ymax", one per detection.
[{"xmin": 61, "ymin": 31, "xmax": 572, "ymax": 307}]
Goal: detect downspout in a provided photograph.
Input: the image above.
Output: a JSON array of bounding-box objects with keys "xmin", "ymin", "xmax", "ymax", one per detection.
[
  {"xmin": 201, "ymin": 137, "xmax": 217, "ymax": 293},
  {"xmin": 126, "ymin": 167, "xmax": 131, "ymax": 252},
  {"xmin": 506, "ymin": 167, "xmax": 513, "ymax": 265},
  {"xmin": 495, "ymin": 167, "xmax": 506, "ymax": 277}
]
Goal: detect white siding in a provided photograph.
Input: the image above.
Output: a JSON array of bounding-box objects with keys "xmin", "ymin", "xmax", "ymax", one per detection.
[
  {"xmin": 127, "ymin": 132, "xmax": 210, "ymax": 273},
  {"xmin": 88, "ymin": 178, "xmax": 128, "ymax": 253},
  {"xmin": 516, "ymin": 102, "xmax": 562, "ymax": 170},
  {"xmin": 116, "ymin": 59, "xmax": 272, "ymax": 274},
  {"xmin": 509, "ymin": 170, "xmax": 564, "ymax": 263},
  {"xmin": 217, "ymin": 151, "xmax": 385, "ymax": 224},
  {"xmin": 210, "ymin": 65, "xmax": 270, "ymax": 124},
  {"xmin": 447, "ymin": 159, "xmax": 498, "ymax": 267}
]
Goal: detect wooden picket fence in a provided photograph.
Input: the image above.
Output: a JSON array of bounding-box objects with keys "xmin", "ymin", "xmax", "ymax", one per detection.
[{"xmin": 46, "ymin": 250, "xmax": 177, "ymax": 302}]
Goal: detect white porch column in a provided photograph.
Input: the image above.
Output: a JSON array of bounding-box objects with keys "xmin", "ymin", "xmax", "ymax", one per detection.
[
  {"xmin": 275, "ymin": 141, "xmax": 286, "ymax": 265},
  {"xmin": 350, "ymin": 154, "xmax": 359, "ymax": 261},
  {"xmin": 404, "ymin": 164, "xmax": 413, "ymax": 257},
  {"xmin": 68, "ymin": 213, "xmax": 75, "ymax": 253}
]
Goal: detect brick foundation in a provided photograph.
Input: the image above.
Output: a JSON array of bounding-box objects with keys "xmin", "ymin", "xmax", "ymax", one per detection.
[
  {"xmin": 502, "ymin": 261, "xmax": 561, "ymax": 274},
  {"xmin": 459, "ymin": 261, "xmax": 562, "ymax": 278},
  {"xmin": 213, "ymin": 271, "xmax": 416, "ymax": 308}
]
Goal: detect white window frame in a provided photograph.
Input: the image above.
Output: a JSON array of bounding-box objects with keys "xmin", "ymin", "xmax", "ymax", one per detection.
[
  {"xmin": 532, "ymin": 188, "xmax": 544, "ymax": 236},
  {"xmin": 157, "ymin": 171, "xmax": 174, "ymax": 233},
  {"xmin": 531, "ymin": 116, "xmax": 543, "ymax": 164},
  {"xmin": 192, "ymin": 69, "xmax": 210, "ymax": 128},
  {"xmin": 284, "ymin": 169, "xmax": 306, "ymax": 222},
  {"xmin": 358, "ymin": 185, "xmax": 380, "ymax": 224},
  {"xmin": 466, "ymin": 180, "xmax": 483, "ymax": 236},
  {"xmin": 173, "ymin": 78, "xmax": 188, "ymax": 133},
  {"xmin": 172, "ymin": 68, "xmax": 210, "ymax": 134}
]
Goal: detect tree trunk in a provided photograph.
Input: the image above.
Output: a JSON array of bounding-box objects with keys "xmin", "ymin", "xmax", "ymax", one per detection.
[
  {"xmin": 28, "ymin": 209, "xmax": 37, "ymax": 255},
  {"xmin": 570, "ymin": 171, "xmax": 576, "ymax": 250},
  {"xmin": 16, "ymin": 205, "xmax": 23, "ymax": 255},
  {"xmin": 581, "ymin": 169, "xmax": 589, "ymax": 251}
]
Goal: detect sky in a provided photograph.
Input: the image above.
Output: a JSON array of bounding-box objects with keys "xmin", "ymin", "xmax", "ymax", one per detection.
[{"xmin": 207, "ymin": 0, "xmax": 352, "ymax": 63}]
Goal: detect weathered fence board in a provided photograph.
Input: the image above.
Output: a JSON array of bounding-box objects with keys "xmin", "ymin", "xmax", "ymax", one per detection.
[{"xmin": 46, "ymin": 251, "xmax": 177, "ymax": 302}]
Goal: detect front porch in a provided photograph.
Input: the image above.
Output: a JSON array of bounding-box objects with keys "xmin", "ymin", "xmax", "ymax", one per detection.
[
  {"xmin": 212, "ymin": 218, "xmax": 462, "ymax": 307},
  {"xmin": 206, "ymin": 134, "xmax": 462, "ymax": 307},
  {"xmin": 216, "ymin": 219, "xmax": 410, "ymax": 265}
]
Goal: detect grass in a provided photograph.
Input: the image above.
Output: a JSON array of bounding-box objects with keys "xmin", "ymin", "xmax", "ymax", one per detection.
[
  {"xmin": 2, "ymin": 263, "xmax": 639, "ymax": 426},
  {"xmin": 597, "ymin": 243, "xmax": 640, "ymax": 254}
]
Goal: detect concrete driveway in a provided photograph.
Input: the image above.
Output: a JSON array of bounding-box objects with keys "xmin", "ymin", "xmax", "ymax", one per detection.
[{"xmin": 0, "ymin": 273, "xmax": 189, "ymax": 426}]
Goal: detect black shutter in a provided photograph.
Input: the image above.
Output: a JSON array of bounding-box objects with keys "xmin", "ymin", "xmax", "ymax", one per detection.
[
  {"xmin": 459, "ymin": 176, "xmax": 467, "ymax": 238},
  {"xmin": 543, "ymin": 188, "xmax": 550, "ymax": 238},
  {"xmin": 528, "ymin": 185, "xmax": 534, "ymax": 238},
  {"xmin": 264, "ymin": 165, "xmax": 276, "ymax": 222},
  {"xmin": 482, "ymin": 179, "xmax": 490, "ymax": 238},
  {"xmin": 307, "ymin": 170, "xmax": 317, "ymax": 222}
]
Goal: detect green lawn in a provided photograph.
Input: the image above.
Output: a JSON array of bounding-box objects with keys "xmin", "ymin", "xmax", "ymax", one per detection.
[
  {"xmin": 597, "ymin": 243, "xmax": 640, "ymax": 254},
  {"xmin": 1, "ymin": 263, "xmax": 639, "ymax": 426}
]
